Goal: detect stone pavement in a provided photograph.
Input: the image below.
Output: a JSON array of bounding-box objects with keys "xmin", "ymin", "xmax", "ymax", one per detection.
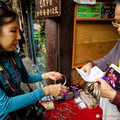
[
  {"xmin": 21, "ymin": 57, "xmax": 38, "ymax": 93},
  {"xmin": 22, "ymin": 57, "xmax": 33, "ymax": 74}
]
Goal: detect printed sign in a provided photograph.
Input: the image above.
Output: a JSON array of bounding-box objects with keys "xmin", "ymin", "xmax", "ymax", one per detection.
[{"xmin": 35, "ymin": 0, "xmax": 61, "ymax": 18}]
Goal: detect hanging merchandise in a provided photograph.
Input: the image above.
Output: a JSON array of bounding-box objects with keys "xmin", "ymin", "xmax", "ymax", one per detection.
[
  {"xmin": 73, "ymin": 0, "xmax": 96, "ymax": 5},
  {"xmin": 82, "ymin": 81, "xmax": 101, "ymax": 109},
  {"xmin": 12, "ymin": 0, "xmax": 20, "ymax": 13}
]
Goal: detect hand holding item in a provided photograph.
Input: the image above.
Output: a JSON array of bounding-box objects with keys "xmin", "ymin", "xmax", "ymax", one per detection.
[
  {"xmin": 80, "ymin": 63, "xmax": 92, "ymax": 75},
  {"xmin": 95, "ymin": 78, "xmax": 116, "ymax": 101},
  {"xmin": 42, "ymin": 84, "xmax": 68, "ymax": 97},
  {"xmin": 42, "ymin": 71, "xmax": 62, "ymax": 80}
]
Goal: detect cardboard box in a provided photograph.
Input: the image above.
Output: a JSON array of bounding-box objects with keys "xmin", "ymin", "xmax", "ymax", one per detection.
[
  {"xmin": 77, "ymin": 2, "xmax": 103, "ymax": 8},
  {"xmin": 77, "ymin": 7, "xmax": 101, "ymax": 13},
  {"xmin": 77, "ymin": 13, "xmax": 101, "ymax": 18}
]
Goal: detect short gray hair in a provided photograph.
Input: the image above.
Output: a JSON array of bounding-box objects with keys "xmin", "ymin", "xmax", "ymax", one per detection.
[{"xmin": 113, "ymin": 0, "xmax": 120, "ymax": 4}]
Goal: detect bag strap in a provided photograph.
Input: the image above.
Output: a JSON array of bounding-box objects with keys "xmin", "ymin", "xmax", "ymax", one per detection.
[
  {"xmin": 0, "ymin": 56, "xmax": 33, "ymax": 95},
  {"xmin": 10, "ymin": 57, "xmax": 33, "ymax": 92},
  {"xmin": 18, "ymin": 71, "xmax": 33, "ymax": 92}
]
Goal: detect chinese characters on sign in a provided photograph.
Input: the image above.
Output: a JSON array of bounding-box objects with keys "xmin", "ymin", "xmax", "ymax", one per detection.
[{"xmin": 35, "ymin": 0, "xmax": 61, "ymax": 18}]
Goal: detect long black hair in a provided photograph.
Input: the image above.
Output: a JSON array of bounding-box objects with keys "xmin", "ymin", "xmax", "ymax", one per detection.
[
  {"xmin": 0, "ymin": 1, "xmax": 9, "ymax": 9},
  {"xmin": 0, "ymin": 8, "xmax": 19, "ymax": 33}
]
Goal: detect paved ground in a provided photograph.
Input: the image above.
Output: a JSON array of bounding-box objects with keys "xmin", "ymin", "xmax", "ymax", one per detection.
[
  {"xmin": 21, "ymin": 57, "xmax": 38, "ymax": 93},
  {"xmin": 22, "ymin": 57, "xmax": 33, "ymax": 74}
]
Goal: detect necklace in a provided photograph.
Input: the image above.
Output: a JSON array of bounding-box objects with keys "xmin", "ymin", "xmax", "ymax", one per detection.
[{"xmin": 0, "ymin": 57, "xmax": 20, "ymax": 93}]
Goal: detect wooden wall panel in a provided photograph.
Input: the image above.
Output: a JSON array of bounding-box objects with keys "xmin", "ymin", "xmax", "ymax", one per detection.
[{"xmin": 73, "ymin": 21, "xmax": 120, "ymax": 67}]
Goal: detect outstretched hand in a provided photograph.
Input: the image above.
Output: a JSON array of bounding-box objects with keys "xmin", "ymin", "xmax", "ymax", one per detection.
[
  {"xmin": 42, "ymin": 84, "xmax": 68, "ymax": 97},
  {"xmin": 95, "ymin": 78, "xmax": 116, "ymax": 101},
  {"xmin": 81, "ymin": 62, "xmax": 92, "ymax": 75},
  {"xmin": 42, "ymin": 71, "xmax": 62, "ymax": 80}
]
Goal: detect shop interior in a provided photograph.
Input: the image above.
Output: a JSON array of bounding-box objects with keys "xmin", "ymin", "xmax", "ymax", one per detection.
[{"xmin": 2, "ymin": 0, "xmax": 120, "ymax": 119}]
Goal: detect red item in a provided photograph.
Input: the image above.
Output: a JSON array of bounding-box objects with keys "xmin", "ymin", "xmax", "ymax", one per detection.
[
  {"xmin": 44, "ymin": 99, "xmax": 103, "ymax": 120},
  {"xmin": 92, "ymin": 14, "xmax": 99, "ymax": 18}
]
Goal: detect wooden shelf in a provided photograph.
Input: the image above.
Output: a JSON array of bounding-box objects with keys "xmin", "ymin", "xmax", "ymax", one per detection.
[
  {"xmin": 76, "ymin": 18, "xmax": 113, "ymax": 21},
  {"xmin": 72, "ymin": 2, "xmax": 118, "ymax": 68}
]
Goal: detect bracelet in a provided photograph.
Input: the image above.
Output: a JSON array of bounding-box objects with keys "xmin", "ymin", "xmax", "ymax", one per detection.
[
  {"xmin": 54, "ymin": 74, "xmax": 67, "ymax": 86},
  {"xmin": 84, "ymin": 82, "xmax": 100, "ymax": 104}
]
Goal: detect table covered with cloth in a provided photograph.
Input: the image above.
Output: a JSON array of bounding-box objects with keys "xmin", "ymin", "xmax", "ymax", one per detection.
[{"xmin": 42, "ymin": 98, "xmax": 103, "ymax": 120}]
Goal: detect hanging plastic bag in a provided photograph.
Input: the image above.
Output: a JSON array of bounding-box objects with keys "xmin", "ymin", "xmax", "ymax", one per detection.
[{"xmin": 73, "ymin": 0, "xmax": 96, "ymax": 5}]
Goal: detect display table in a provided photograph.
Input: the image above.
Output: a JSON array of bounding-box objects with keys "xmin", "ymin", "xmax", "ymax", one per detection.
[{"xmin": 43, "ymin": 98, "xmax": 103, "ymax": 120}]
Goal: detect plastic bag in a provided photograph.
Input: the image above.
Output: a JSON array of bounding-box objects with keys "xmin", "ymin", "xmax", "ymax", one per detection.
[{"xmin": 73, "ymin": 0, "xmax": 96, "ymax": 5}]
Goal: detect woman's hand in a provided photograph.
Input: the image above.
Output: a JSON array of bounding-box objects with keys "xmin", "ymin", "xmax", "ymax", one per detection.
[
  {"xmin": 42, "ymin": 71, "xmax": 62, "ymax": 80},
  {"xmin": 81, "ymin": 62, "xmax": 92, "ymax": 75},
  {"xmin": 42, "ymin": 84, "xmax": 68, "ymax": 97},
  {"xmin": 95, "ymin": 78, "xmax": 116, "ymax": 101}
]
